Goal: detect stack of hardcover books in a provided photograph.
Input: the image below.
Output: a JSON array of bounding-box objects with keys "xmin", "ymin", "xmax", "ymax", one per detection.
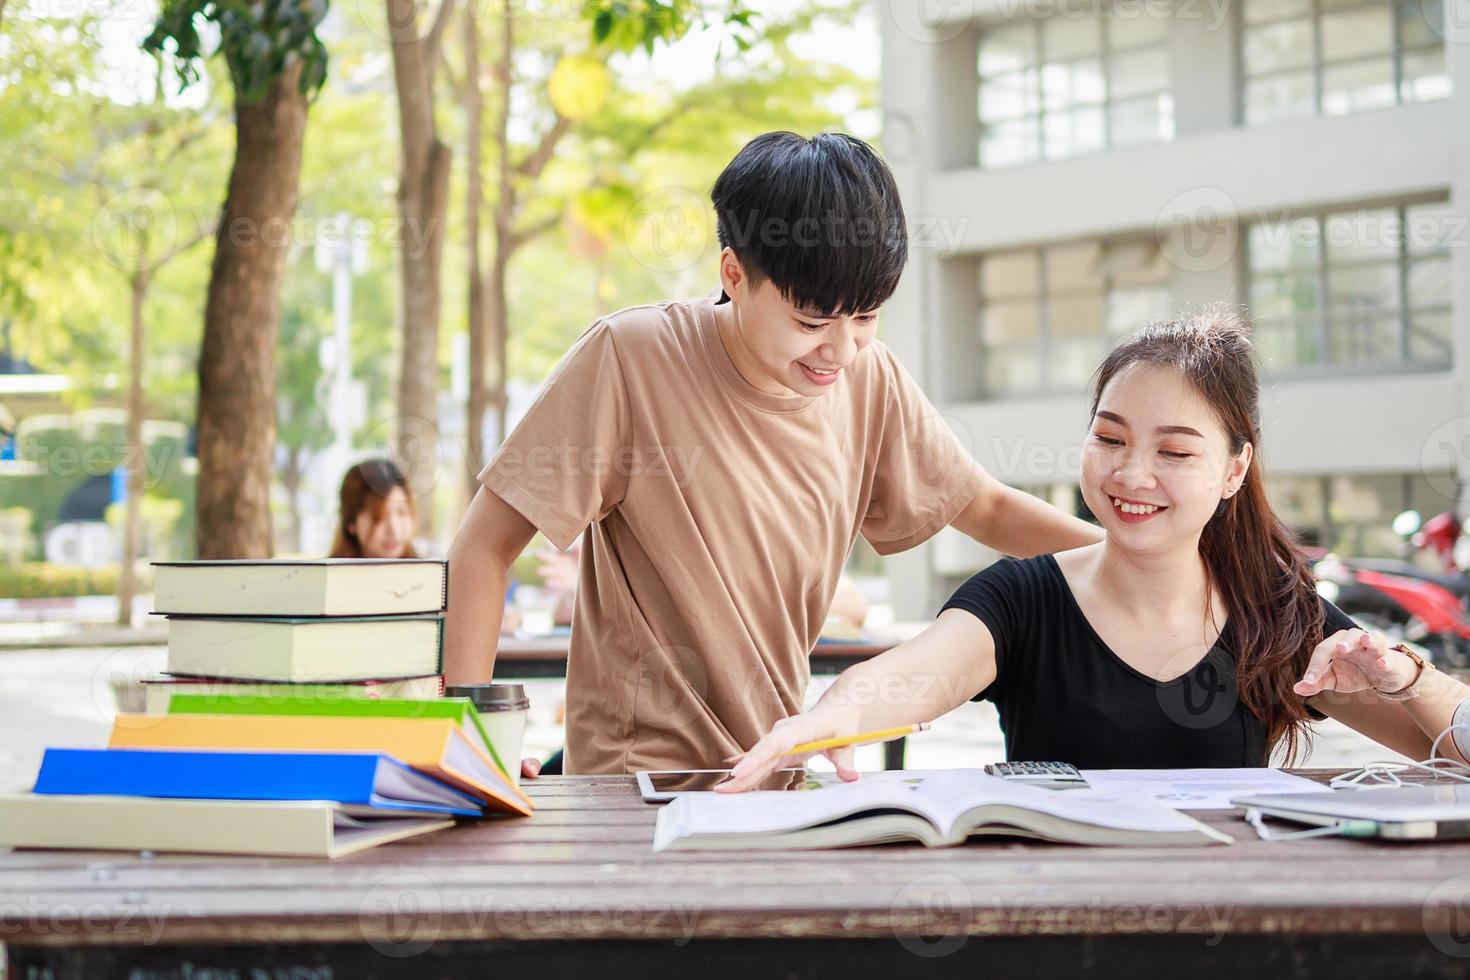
[
  {"xmin": 141, "ymin": 558, "xmax": 450, "ymax": 710},
  {"xmin": 0, "ymin": 559, "xmax": 533, "ymax": 858}
]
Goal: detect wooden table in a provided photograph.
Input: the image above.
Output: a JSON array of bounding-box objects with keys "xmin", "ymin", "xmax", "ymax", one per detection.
[{"xmin": 6, "ymin": 772, "xmax": 1470, "ymax": 978}]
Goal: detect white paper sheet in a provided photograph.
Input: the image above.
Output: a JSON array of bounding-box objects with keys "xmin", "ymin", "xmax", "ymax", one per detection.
[{"xmin": 1077, "ymin": 768, "xmax": 1324, "ymax": 809}]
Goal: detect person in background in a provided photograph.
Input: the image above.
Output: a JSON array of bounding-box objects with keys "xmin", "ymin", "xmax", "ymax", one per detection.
[
  {"xmin": 330, "ymin": 459, "xmax": 419, "ymax": 560},
  {"xmin": 332, "ymin": 459, "xmax": 519, "ymax": 632},
  {"xmin": 1419, "ymin": 510, "xmax": 1464, "ymax": 573},
  {"xmin": 825, "ymin": 576, "xmax": 870, "ymax": 634},
  {"xmin": 535, "ymin": 545, "xmax": 580, "ymax": 629}
]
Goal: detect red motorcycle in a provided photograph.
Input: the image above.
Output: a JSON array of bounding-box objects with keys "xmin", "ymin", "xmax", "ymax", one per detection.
[
  {"xmin": 1315, "ymin": 547, "xmax": 1470, "ymax": 670},
  {"xmin": 1345, "ymin": 509, "xmax": 1470, "ymax": 603}
]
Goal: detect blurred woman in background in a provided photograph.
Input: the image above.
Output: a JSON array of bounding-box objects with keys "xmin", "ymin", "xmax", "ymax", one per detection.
[
  {"xmin": 331, "ymin": 459, "xmax": 519, "ymax": 632},
  {"xmin": 330, "ymin": 459, "xmax": 419, "ymax": 559}
]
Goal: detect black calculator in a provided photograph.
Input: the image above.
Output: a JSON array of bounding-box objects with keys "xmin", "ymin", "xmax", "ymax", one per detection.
[{"xmin": 984, "ymin": 761, "xmax": 1088, "ymax": 790}]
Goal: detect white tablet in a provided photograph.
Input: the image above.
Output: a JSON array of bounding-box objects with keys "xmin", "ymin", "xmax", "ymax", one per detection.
[{"xmin": 635, "ymin": 768, "xmax": 812, "ymax": 803}]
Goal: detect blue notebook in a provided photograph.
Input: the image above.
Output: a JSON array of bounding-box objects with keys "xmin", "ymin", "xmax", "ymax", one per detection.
[{"xmin": 32, "ymin": 748, "xmax": 483, "ymax": 818}]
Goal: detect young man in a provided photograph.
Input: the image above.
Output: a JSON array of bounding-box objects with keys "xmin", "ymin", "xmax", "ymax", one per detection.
[{"xmin": 445, "ymin": 131, "xmax": 1102, "ymax": 775}]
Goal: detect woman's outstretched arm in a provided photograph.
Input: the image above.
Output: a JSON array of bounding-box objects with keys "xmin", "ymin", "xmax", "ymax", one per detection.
[{"xmin": 718, "ymin": 608, "xmax": 998, "ymax": 792}]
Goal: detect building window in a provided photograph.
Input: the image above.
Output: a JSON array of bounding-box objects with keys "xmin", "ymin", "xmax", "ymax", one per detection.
[
  {"xmin": 1271, "ymin": 471, "xmax": 1459, "ymax": 557},
  {"xmin": 978, "ymin": 240, "xmax": 1171, "ymax": 396},
  {"xmin": 978, "ymin": 7, "xmax": 1174, "ymax": 169},
  {"xmin": 1241, "ymin": 0, "xmax": 1450, "ymax": 126},
  {"xmin": 1247, "ymin": 201, "xmax": 1455, "ymax": 373}
]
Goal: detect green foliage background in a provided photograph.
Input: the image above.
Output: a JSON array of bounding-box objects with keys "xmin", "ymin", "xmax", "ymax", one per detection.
[{"xmin": 0, "ymin": 0, "xmax": 876, "ymax": 572}]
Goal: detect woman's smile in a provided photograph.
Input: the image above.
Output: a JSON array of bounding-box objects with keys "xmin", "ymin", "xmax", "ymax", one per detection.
[{"xmin": 1109, "ymin": 495, "xmax": 1169, "ymax": 523}]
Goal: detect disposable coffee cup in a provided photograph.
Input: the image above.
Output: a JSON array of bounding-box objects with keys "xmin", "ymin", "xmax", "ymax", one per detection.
[{"xmin": 444, "ymin": 683, "xmax": 530, "ymax": 785}]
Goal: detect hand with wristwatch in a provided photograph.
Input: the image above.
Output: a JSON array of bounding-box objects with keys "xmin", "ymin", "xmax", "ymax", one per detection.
[{"xmin": 1292, "ymin": 629, "xmax": 1434, "ymax": 702}]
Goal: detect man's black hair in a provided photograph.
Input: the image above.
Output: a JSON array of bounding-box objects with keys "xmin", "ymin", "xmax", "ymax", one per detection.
[{"xmin": 710, "ymin": 131, "xmax": 908, "ymax": 317}]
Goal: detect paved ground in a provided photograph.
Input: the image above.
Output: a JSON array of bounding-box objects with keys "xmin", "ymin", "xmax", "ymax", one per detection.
[{"xmin": 0, "ymin": 646, "xmax": 1409, "ymax": 794}]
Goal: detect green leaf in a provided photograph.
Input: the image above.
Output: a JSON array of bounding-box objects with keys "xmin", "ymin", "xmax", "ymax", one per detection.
[
  {"xmin": 592, "ymin": 10, "xmax": 613, "ymax": 43},
  {"xmin": 144, "ymin": 0, "xmax": 330, "ymax": 103},
  {"xmin": 299, "ymin": 50, "xmax": 328, "ymax": 98}
]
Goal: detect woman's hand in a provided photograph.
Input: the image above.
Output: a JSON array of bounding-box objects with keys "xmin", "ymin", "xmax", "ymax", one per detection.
[
  {"xmin": 715, "ymin": 709, "xmax": 861, "ymax": 794},
  {"xmin": 1293, "ymin": 629, "xmax": 1419, "ymax": 698},
  {"xmin": 520, "ymin": 757, "xmax": 541, "ymax": 780}
]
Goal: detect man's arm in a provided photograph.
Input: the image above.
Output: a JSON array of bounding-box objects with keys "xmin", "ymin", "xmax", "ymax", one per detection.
[
  {"xmin": 949, "ymin": 471, "xmax": 1102, "ymax": 558},
  {"xmin": 444, "ymin": 486, "xmax": 539, "ymax": 686}
]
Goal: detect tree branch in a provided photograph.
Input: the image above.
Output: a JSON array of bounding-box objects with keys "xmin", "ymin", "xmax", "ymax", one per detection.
[
  {"xmin": 491, "ymin": 0, "xmax": 514, "ymax": 235},
  {"xmin": 425, "ymin": 0, "xmax": 456, "ymax": 68},
  {"xmin": 513, "ymin": 114, "xmax": 571, "ymax": 181},
  {"xmin": 580, "ymin": 89, "xmax": 702, "ymax": 159},
  {"xmin": 507, "ymin": 211, "xmax": 561, "ymax": 253},
  {"xmin": 163, "ymin": 125, "xmax": 211, "ymax": 164},
  {"xmin": 437, "ymin": 44, "xmax": 462, "ymax": 95},
  {"xmin": 628, "ymin": 91, "xmax": 702, "ymax": 147},
  {"xmin": 88, "ymin": 177, "xmax": 129, "ymax": 273},
  {"xmin": 145, "ymin": 218, "xmax": 215, "ymax": 275}
]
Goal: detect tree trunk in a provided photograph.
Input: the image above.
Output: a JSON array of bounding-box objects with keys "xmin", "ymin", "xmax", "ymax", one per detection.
[
  {"xmin": 488, "ymin": 241, "xmax": 510, "ymax": 445},
  {"xmin": 116, "ymin": 270, "xmax": 149, "ymax": 625},
  {"xmin": 194, "ymin": 63, "xmax": 307, "ymax": 559},
  {"xmin": 388, "ymin": 0, "xmax": 453, "ymax": 538},
  {"xmin": 488, "ymin": 0, "xmax": 513, "ymax": 447},
  {"xmin": 280, "ymin": 443, "xmax": 304, "ymax": 553},
  {"xmin": 463, "ymin": 0, "xmax": 487, "ymax": 505}
]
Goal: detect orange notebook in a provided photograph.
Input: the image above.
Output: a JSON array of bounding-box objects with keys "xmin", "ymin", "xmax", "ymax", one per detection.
[{"xmin": 110, "ymin": 713, "xmax": 533, "ymax": 816}]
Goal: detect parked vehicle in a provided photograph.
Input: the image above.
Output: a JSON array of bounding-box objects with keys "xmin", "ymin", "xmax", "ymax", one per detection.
[
  {"xmin": 1315, "ymin": 554, "xmax": 1470, "ymax": 670},
  {"xmin": 1340, "ymin": 509, "xmax": 1470, "ymax": 603}
]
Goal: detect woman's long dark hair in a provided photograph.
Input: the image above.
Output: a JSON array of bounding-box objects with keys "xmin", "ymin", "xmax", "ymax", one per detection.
[
  {"xmin": 330, "ymin": 459, "xmax": 419, "ymax": 559},
  {"xmin": 1089, "ymin": 307, "xmax": 1324, "ymax": 762}
]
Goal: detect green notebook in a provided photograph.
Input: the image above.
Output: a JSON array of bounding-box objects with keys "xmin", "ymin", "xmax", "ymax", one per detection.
[{"xmin": 164, "ymin": 693, "xmax": 510, "ymax": 780}]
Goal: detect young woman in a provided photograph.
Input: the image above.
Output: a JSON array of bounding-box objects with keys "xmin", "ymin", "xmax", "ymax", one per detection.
[
  {"xmin": 721, "ymin": 308, "xmax": 1470, "ymax": 790},
  {"xmin": 330, "ymin": 458, "xmax": 527, "ymax": 649},
  {"xmin": 330, "ymin": 459, "xmax": 419, "ymax": 560}
]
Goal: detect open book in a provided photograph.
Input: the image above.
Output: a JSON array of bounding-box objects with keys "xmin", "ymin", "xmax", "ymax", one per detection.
[{"xmin": 652, "ymin": 770, "xmax": 1232, "ymax": 851}]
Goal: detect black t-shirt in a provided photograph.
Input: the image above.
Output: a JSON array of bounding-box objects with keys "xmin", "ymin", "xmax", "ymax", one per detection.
[{"xmin": 941, "ymin": 554, "xmax": 1359, "ymax": 769}]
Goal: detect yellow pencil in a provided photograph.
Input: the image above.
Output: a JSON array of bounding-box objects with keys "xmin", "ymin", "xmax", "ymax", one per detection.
[{"xmin": 786, "ymin": 723, "xmax": 930, "ymax": 756}]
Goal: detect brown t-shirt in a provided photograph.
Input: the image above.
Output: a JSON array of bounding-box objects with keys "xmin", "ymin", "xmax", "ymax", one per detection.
[{"xmin": 479, "ymin": 291, "xmax": 983, "ymax": 773}]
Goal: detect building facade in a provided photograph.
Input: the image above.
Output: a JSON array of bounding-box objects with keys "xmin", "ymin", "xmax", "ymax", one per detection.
[{"xmin": 878, "ymin": 0, "xmax": 1470, "ymax": 615}]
